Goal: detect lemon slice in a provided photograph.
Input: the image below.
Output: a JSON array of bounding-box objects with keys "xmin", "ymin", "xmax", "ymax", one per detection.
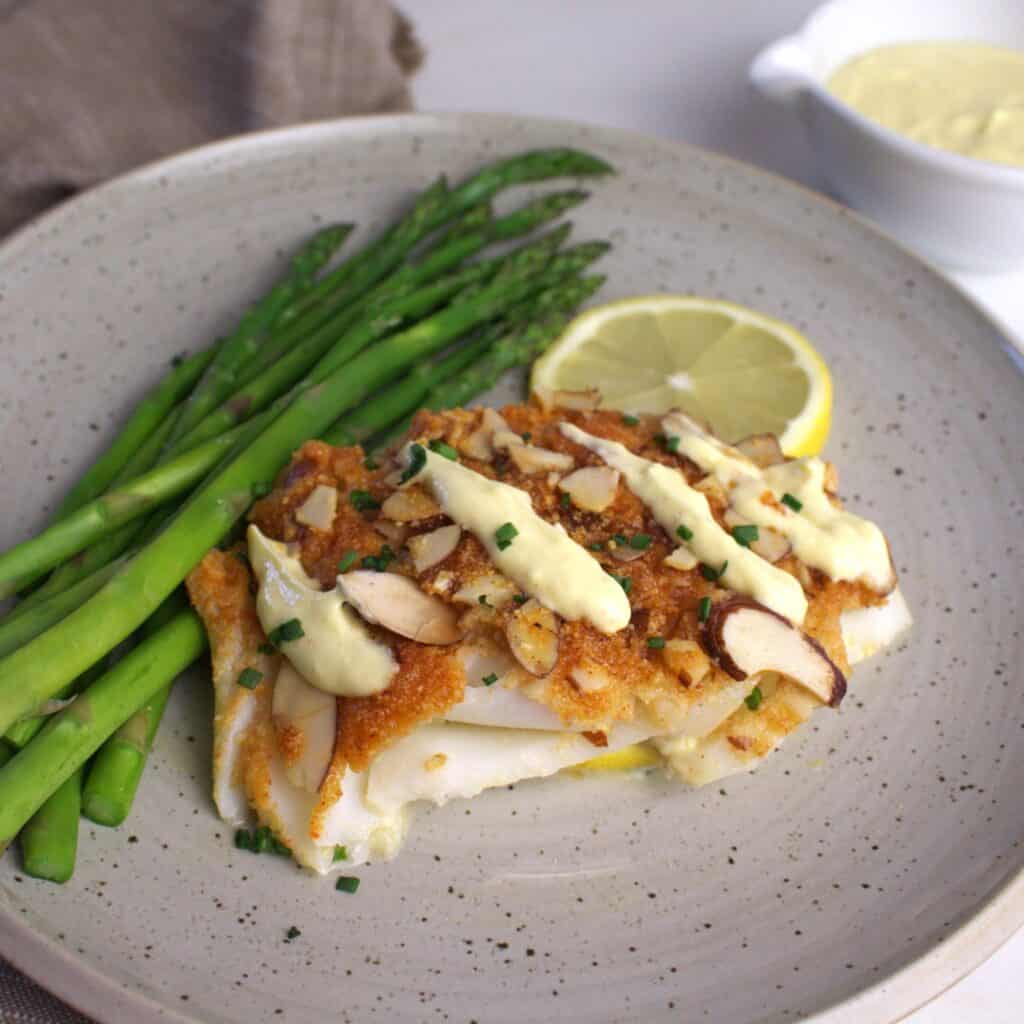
[{"xmin": 531, "ymin": 295, "xmax": 833, "ymax": 456}]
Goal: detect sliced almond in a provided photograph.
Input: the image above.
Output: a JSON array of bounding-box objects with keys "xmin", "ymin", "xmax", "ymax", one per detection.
[
  {"xmin": 505, "ymin": 598, "xmax": 560, "ymax": 676},
  {"xmin": 374, "ymin": 520, "xmax": 409, "ymax": 547},
  {"xmin": 723, "ymin": 509, "xmax": 791, "ymax": 564},
  {"xmin": 481, "ymin": 408, "xmax": 510, "ymax": 435},
  {"xmin": 507, "ymin": 443, "xmax": 574, "ymax": 474},
  {"xmin": 823, "ymin": 461, "xmax": 839, "ymax": 497},
  {"xmin": 491, "ymin": 429, "xmax": 523, "ymax": 451},
  {"xmin": 408, "ymin": 524, "xmax": 461, "ymax": 574},
  {"xmin": 380, "ymin": 486, "xmax": 441, "ymax": 522},
  {"xmin": 460, "ymin": 428, "xmax": 494, "ymax": 462},
  {"xmin": 664, "ymin": 546, "xmax": 698, "ymax": 571},
  {"xmin": 751, "ymin": 528, "xmax": 791, "ymax": 564},
  {"xmin": 550, "ymin": 388, "xmax": 601, "ymax": 411},
  {"xmin": 702, "ymin": 597, "xmax": 846, "ymax": 706},
  {"xmin": 734, "ymin": 433, "xmax": 785, "ymax": 468},
  {"xmin": 452, "ymin": 573, "xmax": 518, "ymax": 608},
  {"xmin": 661, "ymin": 638, "xmax": 711, "ymax": 687},
  {"xmin": 558, "ymin": 466, "xmax": 619, "ymax": 513},
  {"xmin": 570, "ymin": 664, "xmax": 611, "ymax": 693},
  {"xmin": 338, "ymin": 571, "xmax": 462, "ymax": 645},
  {"xmin": 294, "ymin": 484, "xmax": 338, "ymax": 531},
  {"xmin": 610, "ymin": 542, "xmax": 647, "ymax": 563},
  {"xmin": 663, "ymin": 409, "xmax": 713, "ymax": 436},
  {"xmin": 271, "ymin": 662, "xmax": 337, "ymax": 793}
]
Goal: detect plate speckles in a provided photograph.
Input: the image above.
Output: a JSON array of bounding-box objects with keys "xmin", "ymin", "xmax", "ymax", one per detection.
[{"xmin": 0, "ymin": 113, "xmax": 1022, "ymax": 1024}]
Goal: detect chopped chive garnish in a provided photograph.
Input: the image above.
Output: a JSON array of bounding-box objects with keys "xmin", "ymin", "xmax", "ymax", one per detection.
[
  {"xmin": 587, "ymin": 541, "xmax": 605, "ymax": 552},
  {"xmin": 781, "ymin": 492, "xmax": 803, "ymax": 513},
  {"xmin": 700, "ymin": 561, "xmax": 728, "ymax": 582},
  {"xmin": 363, "ymin": 456, "xmax": 379, "ymax": 470},
  {"xmin": 335, "ymin": 876, "xmax": 360, "ymax": 894},
  {"xmin": 676, "ymin": 524, "xmax": 693, "ymax": 542},
  {"xmin": 333, "ymin": 846, "xmax": 348, "ymax": 863},
  {"xmin": 482, "ymin": 673, "xmax": 499, "ymax": 686},
  {"xmin": 513, "ymin": 594, "xmax": 528, "ymax": 605},
  {"xmin": 237, "ymin": 667, "xmax": 263, "ymax": 690},
  {"xmin": 612, "ymin": 533, "xmax": 628, "ymax": 546},
  {"xmin": 337, "ymin": 550, "xmax": 358, "ymax": 573},
  {"xmin": 285, "ymin": 926, "xmax": 301, "ymax": 941},
  {"xmin": 646, "ymin": 636, "xmax": 666, "ymax": 649},
  {"xmin": 665, "ymin": 435, "xmax": 680, "ymax": 453},
  {"xmin": 234, "ymin": 828, "xmax": 252, "ymax": 850},
  {"xmin": 494, "ymin": 522, "xmax": 519, "ymax": 550},
  {"xmin": 521, "ymin": 432, "xmax": 532, "ymax": 443},
  {"xmin": 745, "ymin": 686, "xmax": 764, "ymax": 711},
  {"xmin": 731, "ymin": 524, "xmax": 759, "ymax": 548},
  {"xmin": 622, "ymin": 414, "xmax": 640, "ymax": 426},
  {"xmin": 478, "ymin": 594, "xmax": 490, "ymax": 607},
  {"xmin": 399, "ymin": 443, "xmax": 427, "ymax": 484},
  {"xmin": 654, "ymin": 433, "xmax": 667, "ymax": 446},
  {"xmin": 349, "ymin": 489, "xmax": 380, "ymax": 512},
  {"xmin": 428, "ymin": 438, "xmax": 459, "ymax": 461},
  {"xmin": 258, "ymin": 641, "xmax": 275, "ymax": 655},
  {"xmin": 268, "ymin": 618, "xmax": 304, "ymax": 646},
  {"xmin": 629, "ymin": 533, "xmax": 652, "ymax": 550},
  {"xmin": 697, "ymin": 596, "xmax": 711, "ymax": 622},
  {"xmin": 560, "ymin": 492, "xmax": 571, "ymax": 509},
  {"xmin": 361, "ymin": 544, "xmax": 395, "ymax": 572}
]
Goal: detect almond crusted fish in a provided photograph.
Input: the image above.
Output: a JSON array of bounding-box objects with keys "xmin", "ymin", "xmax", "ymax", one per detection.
[{"xmin": 186, "ymin": 402, "xmax": 911, "ymax": 872}]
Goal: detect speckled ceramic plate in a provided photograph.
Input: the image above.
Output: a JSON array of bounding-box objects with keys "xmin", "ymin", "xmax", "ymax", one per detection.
[{"xmin": 1, "ymin": 114, "xmax": 1021, "ymax": 1024}]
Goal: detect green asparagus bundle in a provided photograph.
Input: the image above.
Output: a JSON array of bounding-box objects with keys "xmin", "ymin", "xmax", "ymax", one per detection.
[{"xmin": 0, "ymin": 146, "xmax": 615, "ymax": 874}]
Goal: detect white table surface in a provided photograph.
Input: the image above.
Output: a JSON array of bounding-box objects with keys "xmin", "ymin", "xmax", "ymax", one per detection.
[{"xmin": 402, "ymin": 1, "xmax": 1024, "ymax": 1020}]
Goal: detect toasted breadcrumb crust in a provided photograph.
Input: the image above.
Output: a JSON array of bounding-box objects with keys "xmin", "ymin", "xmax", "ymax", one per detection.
[{"xmin": 188, "ymin": 406, "xmax": 890, "ymax": 820}]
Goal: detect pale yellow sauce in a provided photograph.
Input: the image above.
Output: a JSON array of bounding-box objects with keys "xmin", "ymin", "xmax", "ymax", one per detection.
[
  {"xmin": 560, "ymin": 423, "xmax": 809, "ymax": 624},
  {"xmin": 400, "ymin": 445, "xmax": 631, "ymax": 634},
  {"xmin": 247, "ymin": 526, "xmax": 397, "ymax": 697},
  {"xmin": 828, "ymin": 42, "xmax": 1024, "ymax": 167},
  {"xmin": 663, "ymin": 414, "xmax": 894, "ymax": 593}
]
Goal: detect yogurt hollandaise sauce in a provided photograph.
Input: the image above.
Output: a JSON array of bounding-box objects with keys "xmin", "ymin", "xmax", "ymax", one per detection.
[
  {"xmin": 247, "ymin": 526, "xmax": 397, "ymax": 696},
  {"xmin": 662, "ymin": 414, "xmax": 894, "ymax": 593},
  {"xmin": 400, "ymin": 444, "xmax": 632, "ymax": 633},
  {"xmin": 827, "ymin": 42, "xmax": 1024, "ymax": 167},
  {"xmin": 559, "ymin": 423, "xmax": 810, "ymax": 624}
]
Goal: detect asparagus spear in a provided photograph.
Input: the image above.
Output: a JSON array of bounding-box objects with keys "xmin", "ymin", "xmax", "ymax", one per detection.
[
  {"xmin": 0, "ymin": 739, "xmax": 12, "ymax": 768},
  {"xmin": 50, "ymin": 345, "xmax": 220, "ymax": 520},
  {"xmin": 0, "ymin": 237, "xmax": 583, "ymax": 733},
  {"xmin": 162, "ymin": 223, "xmax": 353, "ymax": 449},
  {"xmin": 170, "ymin": 255, "xmax": 503, "ymax": 454},
  {"xmin": 0, "ymin": 609, "xmax": 207, "ymax": 850},
  {"xmin": 284, "ymin": 146, "xmax": 610, "ymax": 322},
  {"xmin": 324, "ymin": 272, "xmax": 604, "ymax": 449},
  {"xmin": 0, "ymin": 557, "xmax": 129, "ymax": 659},
  {"xmin": 19, "ymin": 768, "xmax": 82, "ymax": 883},
  {"xmin": 173, "ymin": 198, "xmax": 586, "ymax": 455},
  {"xmin": 0, "ymin": 427, "xmax": 246, "ymax": 597}
]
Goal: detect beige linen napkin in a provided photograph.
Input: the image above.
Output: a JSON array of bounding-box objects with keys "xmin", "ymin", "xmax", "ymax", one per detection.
[
  {"xmin": 0, "ymin": 0, "xmax": 422, "ymax": 237},
  {"xmin": 0, "ymin": 1, "xmax": 420, "ymax": 1020}
]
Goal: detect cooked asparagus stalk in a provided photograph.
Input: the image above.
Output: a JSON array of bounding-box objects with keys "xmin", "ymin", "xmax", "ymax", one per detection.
[
  {"xmin": 162, "ymin": 222, "xmax": 353, "ymax": 448},
  {"xmin": 19, "ymin": 768, "xmax": 82, "ymax": 883},
  {"xmin": 0, "ymin": 609, "xmax": 208, "ymax": 850}
]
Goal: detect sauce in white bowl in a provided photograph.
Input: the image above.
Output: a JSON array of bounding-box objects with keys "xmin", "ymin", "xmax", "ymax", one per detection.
[{"xmin": 751, "ymin": 0, "xmax": 1024, "ymax": 271}]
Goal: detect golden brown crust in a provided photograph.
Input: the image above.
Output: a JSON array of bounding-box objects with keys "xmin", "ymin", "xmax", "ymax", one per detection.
[{"xmin": 239, "ymin": 407, "xmax": 889, "ymax": 758}]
